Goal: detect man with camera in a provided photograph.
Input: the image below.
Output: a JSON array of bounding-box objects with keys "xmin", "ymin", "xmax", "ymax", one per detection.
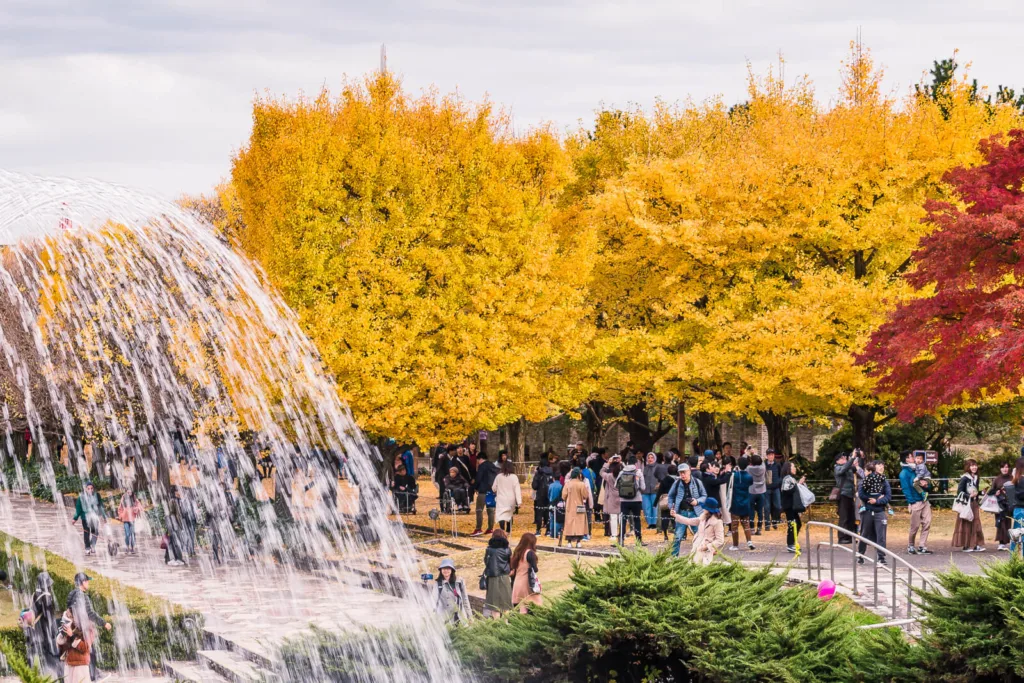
[
  {"xmin": 834, "ymin": 450, "xmax": 862, "ymax": 544},
  {"xmin": 667, "ymin": 463, "xmax": 707, "ymax": 557}
]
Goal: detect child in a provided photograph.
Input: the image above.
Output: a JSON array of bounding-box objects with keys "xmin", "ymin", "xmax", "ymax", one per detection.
[
  {"xmin": 676, "ymin": 496, "xmax": 726, "ymax": 565},
  {"xmin": 913, "ymin": 452, "xmax": 933, "ymax": 502}
]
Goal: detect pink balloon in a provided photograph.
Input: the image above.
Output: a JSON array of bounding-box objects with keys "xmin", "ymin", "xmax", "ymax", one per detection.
[{"xmin": 817, "ymin": 579, "xmax": 836, "ymax": 601}]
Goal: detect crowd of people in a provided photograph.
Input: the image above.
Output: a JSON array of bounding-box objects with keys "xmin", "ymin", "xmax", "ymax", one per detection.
[
  {"xmin": 423, "ymin": 441, "xmax": 1024, "ymax": 621},
  {"xmin": 22, "ymin": 571, "xmax": 112, "ymax": 682}
]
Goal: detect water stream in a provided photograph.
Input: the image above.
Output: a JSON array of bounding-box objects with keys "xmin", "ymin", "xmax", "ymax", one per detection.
[{"xmin": 0, "ymin": 170, "xmax": 466, "ymax": 682}]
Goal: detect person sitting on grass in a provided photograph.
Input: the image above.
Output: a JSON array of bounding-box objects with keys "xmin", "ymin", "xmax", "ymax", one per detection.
[{"xmin": 443, "ymin": 466, "xmax": 471, "ymax": 513}]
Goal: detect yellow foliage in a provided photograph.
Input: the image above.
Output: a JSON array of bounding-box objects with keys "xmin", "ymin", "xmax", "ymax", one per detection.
[
  {"xmin": 578, "ymin": 44, "xmax": 1024, "ymax": 419},
  {"xmin": 230, "ymin": 73, "xmax": 597, "ymax": 443}
]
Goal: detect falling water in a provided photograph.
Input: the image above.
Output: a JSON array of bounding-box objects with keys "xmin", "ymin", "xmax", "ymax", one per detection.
[{"xmin": 0, "ymin": 170, "xmax": 467, "ymax": 682}]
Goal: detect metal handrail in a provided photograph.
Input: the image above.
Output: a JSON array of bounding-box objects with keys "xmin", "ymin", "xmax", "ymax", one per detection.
[{"xmin": 803, "ymin": 520, "xmax": 937, "ymax": 621}]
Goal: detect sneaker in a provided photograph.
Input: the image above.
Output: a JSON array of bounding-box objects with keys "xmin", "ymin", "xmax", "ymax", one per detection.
[
  {"xmin": 754, "ymin": 528, "xmax": 762, "ymax": 536},
  {"xmin": 974, "ymin": 546, "xmax": 986, "ymax": 553},
  {"xmin": 906, "ymin": 546, "xmax": 917, "ymax": 554},
  {"xmin": 857, "ymin": 557, "xmax": 865, "ymax": 565},
  {"xmin": 917, "ymin": 547, "xmax": 933, "ymax": 555},
  {"xmin": 747, "ymin": 541, "xmax": 755, "ymax": 550},
  {"xmin": 963, "ymin": 547, "xmax": 975, "ymax": 553},
  {"xmin": 838, "ymin": 538, "xmax": 852, "ymax": 545},
  {"xmin": 786, "ymin": 546, "xmax": 796, "ymax": 553},
  {"xmin": 998, "ymin": 544, "xmax": 1008, "ymax": 551},
  {"xmin": 878, "ymin": 559, "xmax": 888, "ymax": 566},
  {"xmin": 728, "ymin": 545, "xmax": 739, "ymax": 551},
  {"xmin": 484, "ymin": 528, "xmax": 494, "ymax": 534},
  {"xmin": 470, "ymin": 529, "xmax": 484, "ymax": 537},
  {"xmin": 636, "ymin": 540, "xmax": 646, "ymax": 547}
]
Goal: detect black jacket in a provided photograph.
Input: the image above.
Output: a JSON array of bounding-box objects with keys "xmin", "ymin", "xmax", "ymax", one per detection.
[
  {"xmin": 765, "ymin": 461, "xmax": 784, "ymax": 491},
  {"xmin": 390, "ymin": 474, "xmax": 418, "ymax": 494},
  {"xmin": 475, "ymin": 460, "xmax": 500, "ymax": 494},
  {"xmin": 66, "ymin": 587, "xmax": 105, "ymax": 629},
  {"xmin": 483, "ymin": 538, "xmax": 512, "ymax": 577}
]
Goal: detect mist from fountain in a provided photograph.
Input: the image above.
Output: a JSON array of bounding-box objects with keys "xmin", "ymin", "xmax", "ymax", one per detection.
[{"xmin": 0, "ymin": 170, "xmax": 467, "ymax": 682}]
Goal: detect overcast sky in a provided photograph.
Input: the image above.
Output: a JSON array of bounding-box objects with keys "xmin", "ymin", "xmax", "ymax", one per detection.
[{"xmin": 2, "ymin": 0, "xmax": 1022, "ymax": 199}]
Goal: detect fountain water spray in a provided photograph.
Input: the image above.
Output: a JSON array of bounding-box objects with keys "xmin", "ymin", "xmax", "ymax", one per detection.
[{"xmin": 0, "ymin": 170, "xmax": 467, "ymax": 682}]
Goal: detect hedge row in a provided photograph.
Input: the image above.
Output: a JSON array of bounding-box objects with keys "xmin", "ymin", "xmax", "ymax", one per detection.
[{"xmin": 0, "ymin": 529, "xmax": 202, "ymax": 673}]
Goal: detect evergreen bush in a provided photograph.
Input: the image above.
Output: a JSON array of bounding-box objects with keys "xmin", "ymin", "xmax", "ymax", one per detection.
[
  {"xmin": 451, "ymin": 550, "xmax": 912, "ymax": 682},
  {"xmin": 912, "ymin": 556, "xmax": 1024, "ymax": 681}
]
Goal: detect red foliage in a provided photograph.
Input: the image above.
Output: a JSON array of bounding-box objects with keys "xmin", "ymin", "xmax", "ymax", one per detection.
[{"xmin": 862, "ymin": 130, "xmax": 1024, "ymax": 417}]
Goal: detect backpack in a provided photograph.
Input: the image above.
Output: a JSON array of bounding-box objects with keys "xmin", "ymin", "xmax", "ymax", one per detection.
[{"xmin": 616, "ymin": 470, "xmax": 638, "ymax": 499}]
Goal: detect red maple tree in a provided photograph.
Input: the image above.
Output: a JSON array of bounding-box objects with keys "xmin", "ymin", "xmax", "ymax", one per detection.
[{"xmin": 863, "ymin": 130, "xmax": 1024, "ymax": 417}]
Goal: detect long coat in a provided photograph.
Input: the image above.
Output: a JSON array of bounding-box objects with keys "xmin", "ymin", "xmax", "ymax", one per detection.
[
  {"xmin": 561, "ymin": 479, "xmax": 593, "ymax": 538},
  {"xmin": 492, "ymin": 473, "xmax": 522, "ymax": 523}
]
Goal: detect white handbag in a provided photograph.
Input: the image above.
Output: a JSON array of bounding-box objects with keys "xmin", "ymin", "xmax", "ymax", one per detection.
[
  {"xmin": 980, "ymin": 494, "xmax": 1001, "ymax": 515},
  {"xmin": 797, "ymin": 483, "xmax": 816, "ymax": 508},
  {"xmin": 952, "ymin": 494, "xmax": 974, "ymax": 521}
]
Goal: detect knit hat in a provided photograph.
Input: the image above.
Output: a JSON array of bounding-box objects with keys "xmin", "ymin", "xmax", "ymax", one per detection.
[{"xmin": 703, "ymin": 449, "xmax": 714, "ymax": 457}]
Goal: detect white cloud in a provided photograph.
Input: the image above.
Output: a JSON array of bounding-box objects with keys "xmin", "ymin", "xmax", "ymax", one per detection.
[{"xmin": 2, "ymin": 0, "xmax": 1024, "ymax": 198}]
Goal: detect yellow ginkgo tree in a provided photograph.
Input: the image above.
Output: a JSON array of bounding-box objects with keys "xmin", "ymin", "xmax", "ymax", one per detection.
[{"xmin": 229, "ymin": 72, "xmax": 598, "ymax": 454}]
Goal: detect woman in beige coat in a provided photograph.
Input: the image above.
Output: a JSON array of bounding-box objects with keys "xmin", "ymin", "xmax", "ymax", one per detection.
[
  {"xmin": 492, "ymin": 461, "xmax": 523, "ymax": 534},
  {"xmin": 561, "ymin": 468, "xmax": 593, "ymax": 547},
  {"xmin": 675, "ymin": 496, "xmax": 726, "ymax": 566}
]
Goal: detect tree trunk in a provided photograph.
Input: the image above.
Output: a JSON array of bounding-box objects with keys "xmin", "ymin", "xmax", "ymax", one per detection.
[
  {"xmin": 848, "ymin": 404, "xmax": 877, "ymax": 456},
  {"xmin": 758, "ymin": 410, "xmax": 792, "ymax": 459},
  {"xmin": 676, "ymin": 401, "xmax": 687, "ymax": 455},
  {"xmin": 622, "ymin": 402, "xmax": 672, "ymax": 454},
  {"xmin": 695, "ymin": 411, "xmax": 717, "ymax": 455},
  {"xmin": 507, "ymin": 417, "xmax": 526, "ymax": 474},
  {"xmin": 583, "ymin": 401, "xmax": 612, "ymax": 452}
]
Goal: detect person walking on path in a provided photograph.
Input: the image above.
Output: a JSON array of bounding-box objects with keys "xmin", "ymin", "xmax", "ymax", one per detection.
[
  {"xmin": 72, "ymin": 482, "xmax": 105, "ymax": 556},
  {"xmin": 510, "ymin": 532, "xmax": 542, "ymax": 614},
  {"xmin": 747, "ymin": 454, "xmax": 767, "ymax": 535},
  {"xmin": 641, "ymin": 452, "xmax": 660, "ymax": 528},
  {"xmin": 470, "ymin": 451, "xmax": 500, "ymax": 536},
  {"xmin": 764, "ymin": 449, "xmax": 783, "ymax": 530},
  {"xmin": 66, "ymin": 572, "xmax": 110, "ymax": 682},
  {"xmin": 600, "ymin": 458, "xmax": 624, "ymax": 545},
  {"xmin": 675, "ymin": 496, "xmax": 726, "ymax": 565},
  {"xmin": 1006, "ymin": 459, "xmax": 1024, "ymax": 554},
  {"xmin": 57, "ymin": 609, "xmax": 91, "ymax": 683},
  {"xmin": 833, "ymin": 451, "xmax": 860, "ymax": 544},
  {"xmin": 667, "ymin": 463, "xmax": 707, "ymax": 556},
  {"xmin": 561, "ymin": 467, "xmax": 593, "ymax": 548},
  {"xmin": 530, "ymin": 455, "xmax": 555, "ymax": 536},
  {"xmin": 898, "ymin": 451, "xmax": 934, "ymax": 556},
  {"xmin": 780, "ymin": 461, "xmax": 809, "ymax": 554},
  {"xmin": 952, "ymin": 460, "xmax": 986, "ymax": 553},
  {"xmin": 856, "ymin": 461, "xmax": 891, "ymax": 565},
  {"xmin": 492, "ymin": 461, "xmax": 522, "ymax": 534},
  {"xmin": 27, "ymin": 572, "xmax": 60, "ymax": 678},
  {"xmin": 655, "ymin": 464, "xmax": 678, "ymax": 540},
  {"xmin": 990, "ymin": 461, "xmax": 1013, "ymax": 551},
  {"xmin": 728, "ymin": 457, "xmax": 755, "ymax": 551},
  {"xmin": 614, "ymin": 455, "xmax": 646, "ymax": 546},
  {"xmin": 482, "ymin": 529, "xmax": 512, "ymax": 618},
  {"xmin": 434, "ymin": 558, "xmax": 471, "ymax": 625},
  {"xmin": 117, "ymin": 491, "xmax": 143, "ymax": 555}
]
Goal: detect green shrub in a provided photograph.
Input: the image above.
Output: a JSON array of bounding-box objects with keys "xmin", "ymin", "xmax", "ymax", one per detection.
[
  {"xmin": 912, "ymin": 556, "xmax": 1024, "ymax": 682},
  {"xmin": 451, "ymin": 550, "xmax": 912, "ymax": 683}
]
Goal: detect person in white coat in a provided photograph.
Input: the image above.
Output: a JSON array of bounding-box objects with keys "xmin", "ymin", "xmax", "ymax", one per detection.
[{"xmin": 493, "ymin": 461, "xmax": 522, "ymax": 534}]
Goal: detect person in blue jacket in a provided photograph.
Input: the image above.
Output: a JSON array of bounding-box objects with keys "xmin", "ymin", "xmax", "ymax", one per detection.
[
  {"xmin": 857, "ymin": 460, "xmax": 892, "ymax": 566},
  {"xmin": 728, "ymin": 457, "xmax": 755, "ymax": 551}
]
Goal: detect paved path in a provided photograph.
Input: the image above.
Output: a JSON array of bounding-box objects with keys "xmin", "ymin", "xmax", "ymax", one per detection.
[{"xmin": 0, "ymin": 493, "xmax": 422, "ymax": 663}]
